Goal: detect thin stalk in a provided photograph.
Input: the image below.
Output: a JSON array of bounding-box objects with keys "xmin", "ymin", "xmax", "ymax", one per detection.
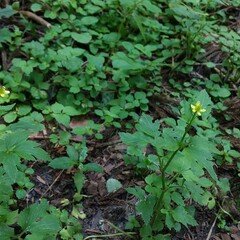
[
  {"xmin": 105, "ymin": 220, "xmax": 135, "ymax": 238},
  {"xmin": 83, "ymin": 232, "xmax": 136, "ymax": 240},
  {"xmin": 152, "ymin": 112, "xmax": 197, "ymax": 225}
]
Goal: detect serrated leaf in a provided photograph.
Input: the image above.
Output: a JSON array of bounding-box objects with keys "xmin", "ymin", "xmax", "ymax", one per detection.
[
  {"xmin": 80, "ymin": 16, "xmax": 98, "ymax": 25},
  {"xmin": 4, "ymin": 112, "xmax": 17, "ymax": 123},
  {"xmin": 83, "ymin": 163, "xmax": 103, "ymax": 173},
  {"xmin": 119, "ymin": 132, "xmax": 147, "ymax": 147},
  {"xmin": 28, "ymin": 215, "xmax": 61, "ymax": 235},
  {"xmin": 171, "ymin": 192, "xmax": 184, "ymax": 206},
  {"xmin": 136, "ymin": 196, "xmax": 155, "ymax": 225},
  {"xmin": 184, "ymin": 136, "xmax": 218, "ymax": 181},
  {"xmin": 127, "ymin": 187, "xmax": 146, "ymax": 200},
  {"xmin": 32, "ymin": 148, "xmax": 51, "ymax": 162},
  {"xmin": 3, "ymin": 158, "xmax": 18, "ymax": 184},
  {"xmin": 194, "ymin": 89, "xmax": 212, "ymax": 109},
  {"xmin": 0, "ymin": 224, "xmax": 14, "ymax": 240},
  {"xmin": 17, "ymin": 105, "xmax": 32, "ymax": 116},
  {"xmin": 0, "ymin": 103, "xmax": 16, "ymax": 115},
  {"xmin": 18, "ymin": 200, "xmax": 49, "ymax": 230},
  {"xmin": 172, "ymin": 206, "xmax": 197, "ymax": 227},
  {"xmin": 72, "ymin": 32, "xmax": 92, "ymax": 44},
  {"xmin": 49, "ymin": 157, "xmax": 75, "ymax": 169},
  {"xmin": 74, "ymin": 171, "xmax": 84, "ymax": 193},
  {"xmin": 53, "ymin": 113, "xmax": 70, "ymax": 126},
  {"xmin": 136, "ymin": 114, "xmax": 160, "ymax": 138},
  {"xmin": 31, "ymin": 3, "xmax": 42, "ymax": 12}
]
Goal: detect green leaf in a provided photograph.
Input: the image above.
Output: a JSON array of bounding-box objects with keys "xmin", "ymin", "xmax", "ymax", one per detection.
[
  {"xmin": 31, "ymin": 3, "xmax": 42, "ymax": 12},
  {"xmin": 106, "ymin": 178, "xmax": 122, "ymax": 193},
  {"xmin": 120, "ymin": 132, "xmax": 147, "ymax": 148},
  {"xmin": 3, "ymin": 112, "xmax": 17, "ymax": 123},
  {"xmin": 171, "ymin": 192, "xmax": 184, "ymax": 206},
  {"xmin": 172, "ymin": 206, "xmax": 197, "ymax": 227},
  {"xmin": 63, "ymin": 106, "xmax": 80, "ymax": 116},
  {"xmin": 17, "ymin": 105, "xmax": 32, "ymax": 116},
  {"xmin": 0, "ymin": 6, "xmax": 16, "ymax": 19},
  {"xmin": 32, "ymin": 148, "xmax": 51, "ymax": 162},
  {"xmin": 194, "ymin": 89, "xmax": 212, "ymax": 109},
  {"xmin": 53, "ymin": 113, "xmax": 70, "ymax": 126},
  {"xmin": 49, "ymin": 157, "xmax": 75, "ymax": 169},
  {"xmin": 136, "ymin": 114, "xmax": 160, "ymax": 138},
  {"xmin": 184, "ymin": 136, "xmax": 218, "ymax": 181},
  {"xmin": 74, "ymin": 171, "xmax": 85, "ymax": 193},
  {"xmin": 83, "ymin": 163, "xmax": 103, "ymax": 173},
  {"xmin": 18, "ymin": 200, "xmax": 49, "ymax": 230},
  {"xmin": 66, "ymin": 145, "xmax": 78, "ymax": 161},
  {"xmin": 16, "ymin": 189, "xmax": 27, "ymax": 199},
  {"xmin": 111, "ymin": 52, "xmax": 144, "ymax": 71},
  {"xmin": 28, "ymin": 215, "xmax": 61, "ymax": 235},
  {"xmin": 169, "ymin": 2, "xmax": 202, "ymax": 20},
  {"xmin": 136, "ymin": 196, "xmax": 155, "ymax": 225},
  {"xmin": 6, "ymin": 210, "xmax": 18, "ymax": 225},
  {"xmin": 0, "ymin": 224, "xmax": 14, "ymax": 240},
  {"xmin": 80, "ymin": 16, "xmax": 98, "ymax": 25},
  {"xmin": 72, "ymin": 32, "xmax": 92, "ymax": 44},
  {"xmin": 0, "ymin": 182, "xmax": 13, "ymax": 203},
  {"xmin": 3, "ymin": 158, "xmax": 18, "ymax": 183},
  {"xmin": 0, "ymin": 28, "xmax": 12, "ymax": 44},
  {"xmin": 127, "ymin": 187, "xmax": 146, "ymax": 200}
]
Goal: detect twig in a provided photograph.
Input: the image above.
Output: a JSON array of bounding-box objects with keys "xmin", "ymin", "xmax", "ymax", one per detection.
[
  {"xmin": 1, "ymin": 51, "xmax": 8, "ymax": 70},
  {"xmin": 85, "ymin": 229, "xmax": 102, "ymax": 234},
  {"xmin": 104, "ymin": 220, "xmax": 134, "ymax": 238},
  {"xmin": 3, "ymin": 0, "xmax": 9, "ymax": 7},
  {"xmin": 94, "ymin": 140, "xmax": 121, "ymax": 148},
  {"xmin": 19, "ymin": 11, "xmax": 51, "ymax": 28},
  {"xmin": 83, "ymin": 232, "xmax": 136, "ymax": 240},
  {"xmin": 41, "ymin": 170, "xmax": 64, "ymax": 197},
  {"xmin": 206, "ymin": 216, "xmax": 217, "ymax": 240}
]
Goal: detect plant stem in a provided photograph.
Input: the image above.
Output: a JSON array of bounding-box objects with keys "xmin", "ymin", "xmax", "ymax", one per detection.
[
  {"xmin": 152, "ymin": 112, "xmax": 197, "ymax": 225},
  {"xmin": 105, "ymin": 220, "xmax": 135, "ymax": 238},
  {"xmin": 83, "ymin": 232, "xmax": 136, "ymax": 240}
]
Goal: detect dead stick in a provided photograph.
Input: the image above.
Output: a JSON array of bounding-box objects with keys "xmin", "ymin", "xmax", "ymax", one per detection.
[
  {"xmin": 41, "ymin": 170, "xmax": 64, "ymax": 197},
  {"xmin": 19, "ymin": 11, "xmax": 51, "ymax": 28},
  {"xmin": 206, "ymin": 216, "xmax": 217, "ymax": 240},
  {"xmin": 1, "ymin": 51, "xmax": 8, "ymax": 70}
]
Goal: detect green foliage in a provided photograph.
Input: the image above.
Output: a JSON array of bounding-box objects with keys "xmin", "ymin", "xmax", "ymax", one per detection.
[
  {"xmin": 0, "ymin": 6, "xmax": 16, "ymax": 19},
  {"xmin": 1, "ymin": 0, "xmax": 239, "ymax": 127},
  {"xmin": 106, "ymin": 178, "xmax": 122, "ymax": 193},
  {"xmin": 0, "ymin": 0, "xmax": 240, "ymax": 239},
  {"xmin": 120, "ymin": 91, "xmax": 230, "ymax": 238}
]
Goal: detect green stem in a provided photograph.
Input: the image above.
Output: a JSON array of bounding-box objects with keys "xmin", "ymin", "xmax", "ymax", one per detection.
[
  {"xmin": 152, "ymin": 112, "xmax": 197, "ymax": 225},
  {"xmin": 105, "ymin": 220, "xmax": 135, "ymax": 238}
]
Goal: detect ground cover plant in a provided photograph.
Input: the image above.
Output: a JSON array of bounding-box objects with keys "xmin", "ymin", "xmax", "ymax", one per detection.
[{"xmin": 0, "ymin": 0, "xmax": 240, "ymax": 239}]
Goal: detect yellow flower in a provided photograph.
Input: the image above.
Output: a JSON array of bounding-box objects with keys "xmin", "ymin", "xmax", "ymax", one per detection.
[
  {"xmin": 191, "ymin": 101, "xmax": 206, "ymax": 116},
  {"xmin": 0, "ymin": 86, "xmax": 10, "ymax": 97}
]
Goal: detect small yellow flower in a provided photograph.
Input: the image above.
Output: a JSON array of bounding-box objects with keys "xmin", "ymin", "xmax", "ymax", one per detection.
[
  {"xmin": 191, "ymin": 101, "xmax": 206, "ymax": 116},
  {"xmin": 0, "ymin": 86, "xmax": 10, "ymax": 97}
]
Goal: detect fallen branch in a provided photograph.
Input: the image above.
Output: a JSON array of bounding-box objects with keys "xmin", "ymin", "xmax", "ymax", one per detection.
[
  {"xmin": 19, "ymin": 11, "xmax": 51, "ymax": 28},
  {"xmin": 206, "ymin": 216, "xmax": 217, "ymax": 240},
  {"xmin": 41, "ymin": 170, "xmax": 64, "ymax": 198}
]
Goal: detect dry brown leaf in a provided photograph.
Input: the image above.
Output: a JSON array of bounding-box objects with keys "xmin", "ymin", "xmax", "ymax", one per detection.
[{"xmin": 221, "ymin": 233, "xmax": 232, "ymax": 240}]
